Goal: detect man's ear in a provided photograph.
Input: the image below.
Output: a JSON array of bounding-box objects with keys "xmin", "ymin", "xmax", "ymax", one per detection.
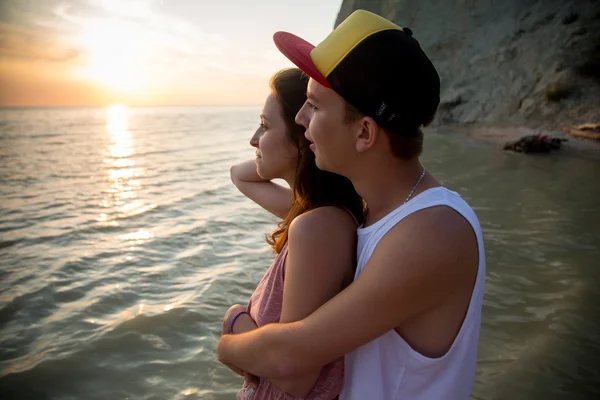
[
  {"xmin": 422, "ymin": 110, "xmax": 437, "ymax": 127},
  {"xmin": 356, "ymin": 116, "xmax": 380, "ymax": 153}
]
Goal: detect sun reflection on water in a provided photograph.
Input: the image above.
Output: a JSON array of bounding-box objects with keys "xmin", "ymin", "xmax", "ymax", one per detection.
[{"xmin": 99, "ymin": 104, "xmax": 156, "ymax": 242}]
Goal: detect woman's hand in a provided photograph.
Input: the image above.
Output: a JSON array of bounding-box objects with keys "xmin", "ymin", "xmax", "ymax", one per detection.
[
  {"xmin": 222, "ymin": 304, "xmax": 247, "ymax": 335},
  {"xmin": 221, "ymin": 304, "xmax": 260, "ymax": 385},
  {"xmin": 230, "ymin": 160, "xmax": 293, "ymax": 219},
  {"xmin": 230, "ymin": 160, "xmax": 269, "ymax": 184}
]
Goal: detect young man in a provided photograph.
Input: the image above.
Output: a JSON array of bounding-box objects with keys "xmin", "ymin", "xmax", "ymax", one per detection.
[{"xmin": 218, "ymin": 10, "xmax": 485, "ymax": 400}]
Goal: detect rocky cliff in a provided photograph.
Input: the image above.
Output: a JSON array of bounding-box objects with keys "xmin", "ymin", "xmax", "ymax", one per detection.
[{"xmin": 335, "ymin": 0, "xmax": 600, "ymax": 130}]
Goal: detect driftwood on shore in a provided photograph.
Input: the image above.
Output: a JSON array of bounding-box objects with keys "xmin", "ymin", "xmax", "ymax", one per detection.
[
  {"xmin": 503, "ymin": 134, "xmax": 567, "ymax": 154},
  {"xmin": 561, "ymin": 124, "xmax": 600, "ymax": 141}
]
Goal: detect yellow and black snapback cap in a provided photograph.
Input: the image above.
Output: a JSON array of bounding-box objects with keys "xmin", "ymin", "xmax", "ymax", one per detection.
[{"xmin": 273, "ymin": 10, "xmax": 440, "ymax": 133}]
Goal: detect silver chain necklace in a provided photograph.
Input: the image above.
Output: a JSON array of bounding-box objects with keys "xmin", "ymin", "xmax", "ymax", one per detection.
[
  {"xmin": 364, "ymin": 166, "xmax": 427, "ymax": 221},
  {"xmin": 404, "ymin": 167, "xmax": 426, "ymax": 203}
]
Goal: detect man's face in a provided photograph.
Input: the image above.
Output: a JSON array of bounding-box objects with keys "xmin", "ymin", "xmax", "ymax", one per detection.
[{"xmin": 295, "ymin": 78, "xmax": 355, "ymax": 174}]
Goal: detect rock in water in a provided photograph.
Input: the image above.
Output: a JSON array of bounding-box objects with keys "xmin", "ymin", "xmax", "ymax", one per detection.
[{"xmin": 503, "ymin": 135, "xmax": 567, "ymax": 153}]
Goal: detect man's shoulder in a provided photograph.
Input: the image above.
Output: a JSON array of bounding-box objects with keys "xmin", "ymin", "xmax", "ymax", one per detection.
[{"xmin": 378, "ymin": 203, "xmax": 478, "ymax": 262}]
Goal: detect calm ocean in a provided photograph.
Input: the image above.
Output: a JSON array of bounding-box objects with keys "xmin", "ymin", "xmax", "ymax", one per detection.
[{"xmin": 1, "ymin": 106, "xmax": 599, "ymax": 399}]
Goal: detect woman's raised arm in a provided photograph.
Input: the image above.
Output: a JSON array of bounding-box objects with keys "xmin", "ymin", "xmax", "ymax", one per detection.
[{"xmin": 230, "ymin": 160, "xmax": 293, "ymax": 219}]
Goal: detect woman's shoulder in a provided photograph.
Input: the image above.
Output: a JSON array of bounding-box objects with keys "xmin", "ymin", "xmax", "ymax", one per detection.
[{"xmin": 288, "ymin": 206, "xmax": 357, "ymax": 242}]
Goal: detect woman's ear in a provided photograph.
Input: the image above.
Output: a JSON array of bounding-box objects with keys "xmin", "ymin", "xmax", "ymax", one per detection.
[{"xmin": 356, "ymin": 116, "xmax": 380, "ymax": 153}]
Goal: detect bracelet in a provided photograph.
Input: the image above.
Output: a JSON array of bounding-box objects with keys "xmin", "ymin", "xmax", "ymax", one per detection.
[{"xmin": 229, "ymin": 310, "xmax": 250, "ymax": 334}]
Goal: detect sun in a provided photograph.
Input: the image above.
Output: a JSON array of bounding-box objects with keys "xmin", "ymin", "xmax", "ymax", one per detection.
[
  {"xmin": 75, "ymin": 20, "xmax": 147, "ymax": 93},
  {"xmin": 106, "ymin": 104, "xmax": 129, "ymax": 137}
]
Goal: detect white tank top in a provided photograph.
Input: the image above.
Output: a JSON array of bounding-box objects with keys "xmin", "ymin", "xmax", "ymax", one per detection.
[{"xmin": 340, "ymin": 187, "xmax": 485, "ymax": 400}]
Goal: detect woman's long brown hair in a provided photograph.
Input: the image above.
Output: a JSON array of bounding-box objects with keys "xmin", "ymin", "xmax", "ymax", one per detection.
[{"xmin": 266, "ymin": 68, "xmax": 364, "ymax": 253}]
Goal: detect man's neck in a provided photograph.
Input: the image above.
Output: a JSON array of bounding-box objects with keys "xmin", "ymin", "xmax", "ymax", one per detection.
[{"xmin": 352, "ymin": 158, "xmax": 438, "ymax": 227}]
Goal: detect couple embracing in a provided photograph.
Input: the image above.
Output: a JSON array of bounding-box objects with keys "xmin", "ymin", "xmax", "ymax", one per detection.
[{"xmin": 218, "ymin": 10, "xmax": 485, "ymax": 400}]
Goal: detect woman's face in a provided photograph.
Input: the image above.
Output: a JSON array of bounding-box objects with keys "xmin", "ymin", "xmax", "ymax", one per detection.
[{"xmin": 250, "ymin": 93, "xmax": 299, "ymax": 181}]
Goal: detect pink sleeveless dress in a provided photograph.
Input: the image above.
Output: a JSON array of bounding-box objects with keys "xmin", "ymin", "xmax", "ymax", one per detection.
[{"xmin": 236, "ymin": 243, "xmax": 343, "ymax": 400}]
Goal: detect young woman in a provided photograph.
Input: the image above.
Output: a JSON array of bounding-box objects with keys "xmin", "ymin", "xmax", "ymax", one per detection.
[{"xmin": 221, "ymin": 68, "xmax": 364, "ymax": 399}]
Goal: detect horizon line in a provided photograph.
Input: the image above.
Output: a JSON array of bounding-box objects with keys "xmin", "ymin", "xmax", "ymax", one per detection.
[{"xmin": 0, "ymin": 104, "xmax": 263, "ymax": 109}]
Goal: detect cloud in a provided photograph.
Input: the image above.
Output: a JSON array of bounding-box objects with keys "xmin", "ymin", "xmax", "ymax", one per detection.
[
  {"xmin": 0, "ymin": 0, "xmax": 285, "ymax": 105},
  {"xmin": 0, "ymin": 1, "xmax": 229, "ymax": 75},
  {"xmin": 0, "ymin": 22, "xmax": 80, "ymax": 63}
]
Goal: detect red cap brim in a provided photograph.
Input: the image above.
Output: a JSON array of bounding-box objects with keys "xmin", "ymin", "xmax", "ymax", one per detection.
[{"xmin": 273, "ymin": 31, "xmax": 331, "ymax": 88}]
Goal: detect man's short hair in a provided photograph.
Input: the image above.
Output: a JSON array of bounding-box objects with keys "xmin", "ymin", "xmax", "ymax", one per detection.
[{"xmin": 344, "ymin": 101, "xmax": 425, "ymax": 159}]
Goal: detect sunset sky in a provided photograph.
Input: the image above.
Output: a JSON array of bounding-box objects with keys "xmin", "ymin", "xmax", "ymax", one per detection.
[{"xmin": 0, "ymin": 0, "xmax": 342, "ymax": 107}]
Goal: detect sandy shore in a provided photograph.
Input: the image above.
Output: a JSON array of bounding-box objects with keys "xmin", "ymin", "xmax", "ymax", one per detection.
[{"xmin": 443, "ymin": 123, "xmax": 600, "ymax": 161}]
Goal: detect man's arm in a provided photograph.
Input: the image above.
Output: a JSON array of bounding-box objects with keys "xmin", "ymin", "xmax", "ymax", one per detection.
[{"xmin": 218, "ymin": 206, "xmax": 478, "ymax": 379}]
